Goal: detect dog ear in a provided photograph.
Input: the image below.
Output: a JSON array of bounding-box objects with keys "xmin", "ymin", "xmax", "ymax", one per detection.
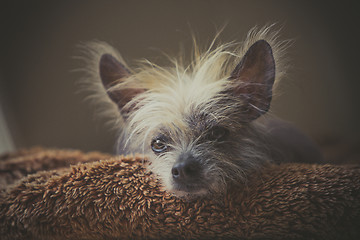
[
  {"xmin": 229, "ymin": 40, "xmax": 275, "ymax": 122},
  {"xmin": 99, "ymin": 54, "xmax": 145, "ymax": 110}
]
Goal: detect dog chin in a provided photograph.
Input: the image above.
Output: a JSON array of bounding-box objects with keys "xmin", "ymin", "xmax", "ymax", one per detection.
[{"xmin": 170, "ymin": 183, "xmax": 209, "ymax": 198}]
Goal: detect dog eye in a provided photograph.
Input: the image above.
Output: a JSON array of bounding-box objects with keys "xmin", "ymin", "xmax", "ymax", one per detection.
[
  {"xmin": 151, "ymin": 138, "xmax": 168, "ymax": 153},
  {"xmin": 208, "ymin": 126, "xmax": 229, "ymax": 142}
]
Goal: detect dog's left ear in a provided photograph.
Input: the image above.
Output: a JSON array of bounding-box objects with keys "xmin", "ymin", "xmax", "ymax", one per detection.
[
  {"xmin": 229, "ymin": 40, "xmax": 275, "ymax": 122},
  {"xmin": 99, "ymin": 54, "xmax": 145, "ymax": 112}
]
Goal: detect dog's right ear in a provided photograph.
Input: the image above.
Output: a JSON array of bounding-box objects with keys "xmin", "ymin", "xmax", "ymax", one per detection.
[
  {"xmin": 228, "ymin": 40, "xmax": 275, "ymax": 122},
  {"xmin": 99, "ymin": 54, "xmax": 145, "ymax": 110}
]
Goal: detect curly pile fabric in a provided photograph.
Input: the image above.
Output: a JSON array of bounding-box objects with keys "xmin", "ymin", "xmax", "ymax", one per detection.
[{"xmin": 0, "ymin": 148, "xmax": 359, "ymax": 239}]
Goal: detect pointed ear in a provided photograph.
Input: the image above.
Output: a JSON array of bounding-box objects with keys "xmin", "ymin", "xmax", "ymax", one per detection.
[
  {"xmin": 99, "ymin": 54, "xmax": 145, "ymax": 110},
  {"xmin": 229, "ymin": 40, "xmax": 275, "ymax": 122}
]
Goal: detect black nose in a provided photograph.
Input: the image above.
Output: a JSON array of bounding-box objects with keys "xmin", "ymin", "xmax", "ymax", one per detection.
[{"xmin": 172, "ymin": 154, "xmax": 200, "ymax": 181}]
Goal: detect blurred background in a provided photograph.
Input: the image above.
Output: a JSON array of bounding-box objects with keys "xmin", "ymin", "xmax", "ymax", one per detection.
[{"xmin": 1, "ymin": 1, "xmax": 359, "ymax": 156}]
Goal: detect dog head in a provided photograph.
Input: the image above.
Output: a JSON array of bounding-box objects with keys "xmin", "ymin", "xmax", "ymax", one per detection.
[{"xmin": 96, "ymin": 27, "xmax": 285, "ymax": 197}]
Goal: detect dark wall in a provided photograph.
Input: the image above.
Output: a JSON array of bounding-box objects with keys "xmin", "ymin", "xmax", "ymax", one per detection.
[{"xmin": 1, "ymin": 1, "xmax": 359, "ymax": 154}]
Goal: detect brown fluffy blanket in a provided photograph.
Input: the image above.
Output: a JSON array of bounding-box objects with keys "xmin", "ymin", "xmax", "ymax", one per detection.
[{"xmin": 1, "ymin": 148, "xmax": 359, "ymax": 240}]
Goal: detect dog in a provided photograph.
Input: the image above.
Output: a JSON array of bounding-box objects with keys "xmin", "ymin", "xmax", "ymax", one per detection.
[{"xmin": 84, "ymin": 26, "xmax": 323, "ymax": 198}]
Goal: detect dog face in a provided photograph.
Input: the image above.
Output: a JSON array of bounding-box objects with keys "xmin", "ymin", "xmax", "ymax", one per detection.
[{"xmin": 98, "ymin": 34, "xmax": 277, "ymax": 197}]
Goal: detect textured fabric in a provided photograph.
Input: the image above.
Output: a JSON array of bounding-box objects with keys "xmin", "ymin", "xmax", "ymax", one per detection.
[{"xmin": 1, "ymin": 148, "xmax": 359, "ymax": 239}]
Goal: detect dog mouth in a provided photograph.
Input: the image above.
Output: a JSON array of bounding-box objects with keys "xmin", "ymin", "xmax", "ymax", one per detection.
[{"xmin": 171, "ymin": 181, "xmax": 208, "ymax": 196}]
